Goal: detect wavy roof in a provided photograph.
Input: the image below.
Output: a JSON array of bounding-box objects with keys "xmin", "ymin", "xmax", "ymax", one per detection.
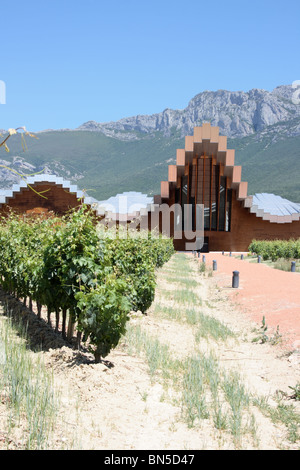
[
  {"xmin": 0, "ymin": 173, "xmax": 98, "ymax": 206},
  {"xmin": 0, "ymin": 175, "xmax": 153, "ymax": 220},
  {"xmin": 251, "ymin": 193, "xmax": 300, "ymax": 223},
  {"xmin": 0, "ymin": 148, "xmax": 299, "ymax": 224},
  {"xmin": 97, "ymin": 191, "xmax": 154, "ymax": 221}
]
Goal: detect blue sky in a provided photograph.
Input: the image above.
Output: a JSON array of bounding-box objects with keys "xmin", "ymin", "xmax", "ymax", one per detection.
[{"xmin": 0, "ymin": 0, "xmax": 299, "ymax": 132}]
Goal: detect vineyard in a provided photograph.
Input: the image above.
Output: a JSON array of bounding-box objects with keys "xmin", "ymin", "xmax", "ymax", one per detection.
[
  {"xmin": 0, "ymin": 206, "xmax": 174, "ymax": 362},
  {"xmin": 0, "ymin": 215, "xmax": 300, "ymax": 449},
  {"xmin": 248, "ymin": 239, "xmax": 300, "ymax": 262}
]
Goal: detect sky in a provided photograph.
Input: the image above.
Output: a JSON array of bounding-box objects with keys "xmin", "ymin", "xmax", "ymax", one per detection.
[{"xmin": 0, "ymin": 0, "xmax": 300, "ymax": 132}]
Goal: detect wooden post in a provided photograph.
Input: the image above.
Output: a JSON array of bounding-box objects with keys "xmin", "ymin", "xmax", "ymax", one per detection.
[
  {"xmin": 62, "ymin": 308, "xmax": 67, "ymax": 339},
  {"xmin": 67, "ymin": 312, "xmax": 75, "ymax": 342},
  {"xmin": 55, "ymin": 307, "xmax": 60, "ymax": 333},
  {"xmin": 37, "ymin": 302, "xmax": 42, "ymax": 319}
]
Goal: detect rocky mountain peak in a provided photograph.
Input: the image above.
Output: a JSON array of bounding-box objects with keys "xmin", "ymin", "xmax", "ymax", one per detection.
[{"xmin": 77, "ymin": 84, "xmax": 300, "ymax": 140}]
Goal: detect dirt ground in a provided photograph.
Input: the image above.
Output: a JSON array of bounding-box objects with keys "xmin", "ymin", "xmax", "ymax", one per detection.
[
  {"xmin": 200, "ymin": 252, "xmax": 300, "ymax": 351},
  {"xmin": 0, "ymin": 252, "xmax": 299, "ymax": 450}
]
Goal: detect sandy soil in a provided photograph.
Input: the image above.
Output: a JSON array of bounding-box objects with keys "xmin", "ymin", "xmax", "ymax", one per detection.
[
  {"xmin": 0, "ymin": 253, "xmax": 299, "ymax": 450},
  {"xmin": 199, "ymin": 252, "xmax": 300, "ymax": 351}
]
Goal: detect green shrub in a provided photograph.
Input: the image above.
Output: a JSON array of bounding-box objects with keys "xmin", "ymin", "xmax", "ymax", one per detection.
[
  {"xmin": 0, "ymin": 206, "xmax": 174, "ymax": 362},
  {"xmin": 249, "ymin": 238, "xmax": 300, "ymax": 261}
]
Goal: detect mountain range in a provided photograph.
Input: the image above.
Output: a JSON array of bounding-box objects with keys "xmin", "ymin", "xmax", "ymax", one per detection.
[
  {"xmin": 1, "ymin": 84, "xmax": 300, "ymax": 202},
  {"xmin": 77, "ymin": 84, "xmax": 300, "ymax": 139}
]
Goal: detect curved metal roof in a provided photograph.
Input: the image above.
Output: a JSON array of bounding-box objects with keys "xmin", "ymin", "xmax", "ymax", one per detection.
[
  {"xmin": 0, "ymin": 173, "xmax": 97, "ymax": 206},
  {"xmin": 0, "ymin": 175, "xmax": 153, "ymax": 220},
  {"xmin": 1, "ymin": 172, "xmax": 299, "ymax": 224},
  {"xmin": 97, "ymin": 191, "xmax": 153, "ymax": 215},
  {"xmin": 250, "ymin": 193, "xmax": 300, "ymax": 222}
]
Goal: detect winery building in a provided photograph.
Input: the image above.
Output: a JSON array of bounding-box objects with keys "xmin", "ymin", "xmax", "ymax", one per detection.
[
  {"xmin": 151, "ymin": 123, "xmax": 300, "ymax": 252},
  {"xmin": 1, "ymin": 123, "xmax": 300, "ymax": 253}
]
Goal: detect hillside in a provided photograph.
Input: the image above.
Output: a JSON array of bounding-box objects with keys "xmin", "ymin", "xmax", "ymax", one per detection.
[
  {"xmin": 1, "ymin": 84, "xmax": 299, "ymax": 202},
  {"xmin": 0, "ymin": 129, "xmax": 182, "ymax": 199},
  {"xmin": 229, "ymin": 119, "xmax": 300, "ymax": 202}
]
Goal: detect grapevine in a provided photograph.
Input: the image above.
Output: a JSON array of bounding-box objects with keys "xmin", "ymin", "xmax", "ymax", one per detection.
[{"xmin": 0, "ymin": 206, "xmax": 174, "ymax": 362}]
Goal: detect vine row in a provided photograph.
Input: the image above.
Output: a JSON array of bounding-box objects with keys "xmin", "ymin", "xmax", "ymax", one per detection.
[{"xmin": 0, "ymin": 206, "xmax": 174, "ymax": 362}]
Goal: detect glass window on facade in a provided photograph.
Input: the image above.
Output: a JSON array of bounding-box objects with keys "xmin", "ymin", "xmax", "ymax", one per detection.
[
  {"xmin": 181, "ymin": 175, "xmax": 188, "ymax": 230},
  {"xmin": 218, "ymin": 176, "xmax": 226, "ymax": 231},
  {"xmin": 179, "ymin": 158, "xmax": 232, "ymax": 233},
  {"xmin": 211, "ymin": 164, "xmax": 219, "ymax": 230},
  {"xmin": 196, "ymin": 159, "xmax": 203, "ymax": 205},
  {"xmin": 203, "ymin": 158, "xmax": 211, "ymax": 230},
  {"xmin": 189, "ymin": 165, "xmax": 195, "ymax": 231},
  {"xmin": 226, "ymin": 189, "xmax": 232, "ymax": 232}
]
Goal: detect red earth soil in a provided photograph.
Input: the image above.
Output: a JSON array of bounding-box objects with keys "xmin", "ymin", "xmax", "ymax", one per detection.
[{"xmin": 193, "ymin": 252, "xmax": 300, "ymax": 351}]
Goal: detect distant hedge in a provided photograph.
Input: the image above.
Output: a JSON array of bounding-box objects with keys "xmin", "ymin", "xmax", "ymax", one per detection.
[{"xmin": 248, "ymin": 239, "xmax": 300, "ymax": 261}]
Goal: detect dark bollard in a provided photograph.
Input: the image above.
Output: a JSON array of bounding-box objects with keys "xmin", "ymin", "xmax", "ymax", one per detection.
[
  {"xmin": 291, "ymin": 261, "xmax": 296, "ymax": 272},
  {"xmin": 198, "ymin": 251, "xmax": 201, "ymax": 258},
  {"xmin": 229, "ymin": 252, "xmax": 232, "ymax": 257},
  {"xmin": 222, "ymin": 251, "xmax": 224, "ymax": 255},
  {"xmin": 202, "ymin": 255, "xmax": 206, "ymax": 263},
  {"xmin": 241, "ymin": 254, "xmax": 244, "ymax": 260},
  {"xmin": 258, "ymin": 255, "xmax": 261, "ymax": 263},
  {"xmin": 232, "ymin": 270, "xmax": 239, "ymax": 288},
  {"xmin": 213, "ymin": 260, "xmax": 217, "ymax": 271}
]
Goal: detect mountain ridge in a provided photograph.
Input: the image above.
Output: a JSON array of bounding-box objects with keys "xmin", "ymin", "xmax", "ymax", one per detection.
[
  {"xmin": 76, "ymin": 84, "xmax": 300, "ymax": 140},
  {"xmin": 1, "ymin": 84, "xmax": 299, "ymax": 202}
]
